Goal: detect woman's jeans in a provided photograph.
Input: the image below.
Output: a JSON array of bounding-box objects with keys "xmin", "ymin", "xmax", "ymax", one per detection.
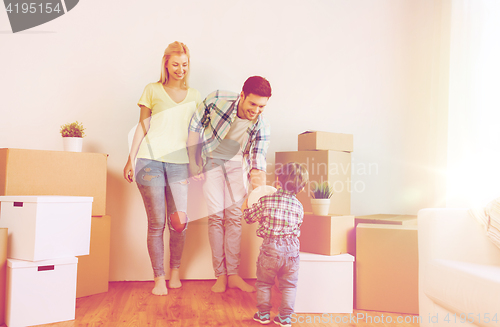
[
  {"xmin": 255, "ymin": 237, "xmax": 300, "ymax": 317},
  {"xmin": 136, "ymin": 158, "xmax": 188, "ymax": 278}
]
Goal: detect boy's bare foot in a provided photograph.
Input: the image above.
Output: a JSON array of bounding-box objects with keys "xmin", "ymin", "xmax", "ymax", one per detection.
[
  {"xmin": 152, "ymin": 276, "xmax": 168, "ymax": 295},
  {"xmin": 211, "ymin": 275, "xmax": 227, "ymax": 293},
  {"xmin": 228, "ymin": 274, "xmax": 255, "ymax": 292},
  {"xmin": 169, "ymin": 268, "xmax": 182, "ymax": 289}
]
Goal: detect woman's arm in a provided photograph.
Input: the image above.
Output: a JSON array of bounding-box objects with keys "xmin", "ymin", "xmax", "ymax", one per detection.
[{"xmin": 123, "ymin": 105, "xmax": 152, "ymax": 183}]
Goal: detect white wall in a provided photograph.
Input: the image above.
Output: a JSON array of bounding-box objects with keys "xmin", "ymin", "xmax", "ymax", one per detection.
[{"xmin": 0, "ymin": 0, "xmax": 449, "ymax": 281}]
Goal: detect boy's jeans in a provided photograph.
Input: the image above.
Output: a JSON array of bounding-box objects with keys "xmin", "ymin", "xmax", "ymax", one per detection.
[
  {"xmin": 136, "ymin": 158, "xmax": 189, "ymax": 278},
  {"xmin": 256, "ymin": 238, "xmax": 300, "ymax": 317}
]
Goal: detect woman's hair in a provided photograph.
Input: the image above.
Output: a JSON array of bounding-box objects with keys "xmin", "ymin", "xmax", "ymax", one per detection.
[
  {"xmin": 242, "ymin": 76, "xmax": 272, "ymax": 98},
  {"xmin": 277, "ymin": 162, "xmax": 309, "ymax": 194},
  {"xmin": 158, "ymin": 41, "xmax": 190, "ymax": 88}
]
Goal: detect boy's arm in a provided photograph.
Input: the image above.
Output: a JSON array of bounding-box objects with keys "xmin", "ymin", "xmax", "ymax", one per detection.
[{"xmin": 242, "ymin": 201, "xmax": 263, "ymax": 224}]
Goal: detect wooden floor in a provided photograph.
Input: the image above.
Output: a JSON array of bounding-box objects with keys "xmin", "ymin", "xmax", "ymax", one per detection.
[{"xmin": 34, "ymin": 280, "xmax": 421, "ymax": 327}]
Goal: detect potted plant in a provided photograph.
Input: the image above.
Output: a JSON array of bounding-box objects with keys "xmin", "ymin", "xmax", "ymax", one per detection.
[
  {"xmin": 60, "ymin": 121, "xmax": 86, "ymax": 152},
  {"xmin": 310, "ymin": 181, "xmax": 333, "ymax": 215}
]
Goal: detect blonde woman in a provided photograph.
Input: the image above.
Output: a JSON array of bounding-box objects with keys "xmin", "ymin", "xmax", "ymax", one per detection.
[{"xmin": 124, "ymin": 41, "xmax": 201, "ymax": 295}]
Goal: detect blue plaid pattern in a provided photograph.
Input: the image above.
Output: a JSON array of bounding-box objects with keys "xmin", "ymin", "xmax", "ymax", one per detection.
[
  {"xmin": 243, "ymin": 189, "xmax": 303, "ymax": 238},
  {"xmin": 189, "ymin": 90, "xmax": 271, "ymax": 175}
]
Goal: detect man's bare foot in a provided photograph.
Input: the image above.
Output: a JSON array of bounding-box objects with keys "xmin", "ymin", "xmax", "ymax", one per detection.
[
  {"xmin": 211, "ymin": 275, "xmax": 227, "ymax": 293},
  {"xmin": 228, "ymin": 274, "xmax": 255, "ymax": 292},
  {"xmin": 169, "ymin": 268, "xmax": 182, "ymax": 289},
  {"xmin": 152, "ymin": 276, "xmax": 168, "ymax": 295}
]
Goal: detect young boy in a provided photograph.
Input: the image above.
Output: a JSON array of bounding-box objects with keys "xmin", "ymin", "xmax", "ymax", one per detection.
[{"xmin": 242, "ymin": 162, "xmax": 309, "ymax": 326}]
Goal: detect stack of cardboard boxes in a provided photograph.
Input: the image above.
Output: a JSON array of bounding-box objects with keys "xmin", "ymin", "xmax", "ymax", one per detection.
[
  {"xmin": 0, "ymin": 148, "xmax": 110, "ymax": 326},
  {"xmin": 275, "ymin": 131, "xmax": 355, "ymax": 314}
]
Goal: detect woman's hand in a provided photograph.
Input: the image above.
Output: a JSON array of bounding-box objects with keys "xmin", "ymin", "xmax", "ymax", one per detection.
[
  {"xmin": 124, "ymin": 158, "xmax": 135, "ymax": 183},
  {"xmin": 189, "ymin": 162, "xmax": 204, "ymax": 181}
]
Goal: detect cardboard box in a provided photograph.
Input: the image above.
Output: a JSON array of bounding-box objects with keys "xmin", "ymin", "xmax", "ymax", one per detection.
[
  {"xmin": 0, "ymin": 196, "xmax": 93, "ymax": 261},
  {"xmin": 299, "ymin": 214, "xmax": 355, "ymax": 256},
  {"xmin": 275, "ymin": 150, "xmax": 351, "ymax": 215},
  {"xmin": 298, "ymin": 131, "xmax": 353, "ymax": 152},
  {"xmin": 76, "ymin": 215, "xmax": 111, "ymax": 298},
  {"xmin": 6, "ymin": 257, "xmax": 78, "ymax": 327},
  {"xmin": 355, "ymin": 214, "xmax": 417, "ymax": 226},
  {"xmin": 0, "ymin": 148, "xmax": 107, "ymax": 216},
  {"xmin": 356, "ymin": 223, "xmax": 418, "ymax": 314},
  {"xmin": 295, "ymin": 253, "xmax": 354, "ymax": 313}
]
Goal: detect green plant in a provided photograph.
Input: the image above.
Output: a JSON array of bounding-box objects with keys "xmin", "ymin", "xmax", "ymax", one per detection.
[
  {"xmin": 60, "ymin": 121, "xmax": 86, "ymax": 138},
  {"xmin": 310, "ymin": 181, "xmax": 334, "ymax": 199}
]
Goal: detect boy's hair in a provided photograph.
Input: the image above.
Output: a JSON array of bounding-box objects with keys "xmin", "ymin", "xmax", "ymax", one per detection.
[
  {"xmin": 242, "ymin": 76, "xmax": 272, "ymax": 98},
  {"xmin": 277, "ymin": 162, "xmax": 309, "ymax": 194}
]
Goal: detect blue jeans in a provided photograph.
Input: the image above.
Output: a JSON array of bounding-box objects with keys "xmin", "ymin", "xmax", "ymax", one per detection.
[
  {"xmin": 203, "ymin": 158, "xmax": 248, "ymax": 277},
  {"xmin": 256, "ymin": 238, "xmax": 300, "ymax": 317},
  {"xmin": 136, "ymin": 158, "xmax": 188, "ymax": 277}
]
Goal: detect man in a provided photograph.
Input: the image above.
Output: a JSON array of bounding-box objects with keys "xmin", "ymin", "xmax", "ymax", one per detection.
[{"xmin": 187, "ymin": 76, "xmax": 272, "ymax": 292}]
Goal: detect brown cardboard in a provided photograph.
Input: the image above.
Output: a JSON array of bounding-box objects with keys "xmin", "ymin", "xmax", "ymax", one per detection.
[
  {"xmin": 299, "ymin": 214, "xmax": 355, "ymax": 255},
  {"xmin": 275, "ymin": 150, "xmax": 351, "ymax": 215},
  {"xmin": 0, "ymin": 148, "xmax": 107, "ymax": 216},
  {"xmin": 0, "ymin": 228, "xmax": 7, "ymax": 326},
  {"xmin": 356, "ymin": 223, "xmax": 419, "ymax": 314},
  {"xmin": 298, "ymin": 131, "xmax": 353, "ymax": 152},
  {"xmin": 76, "ymin": 215, "xmax": 111, "ymax": 298},
  {"xmin": 355, "ymin": 214, "xmax": 417, "ymax": 226}
]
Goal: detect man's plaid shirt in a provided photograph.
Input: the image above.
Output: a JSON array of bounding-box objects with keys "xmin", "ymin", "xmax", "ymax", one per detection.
[
  {"xmin": 243, "ymin": 189, "xmax": 303, "ymax": 239},
  {"xmin": 188, "ymin": 90, "xmax": 270, "ymax": 176}
]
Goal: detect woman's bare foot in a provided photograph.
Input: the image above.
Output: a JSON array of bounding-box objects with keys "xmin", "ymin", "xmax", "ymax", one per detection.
[
  {"xmin": 228, "ymin": 274, "xmax": 255, "ymax": 292},
  {"xmin": 169, "ymin": 268, "xmax": 182, "ymax": 289},
  {"xmin": 211, "ymin": 275, "xmax": 227, "ymax": 293},
  {"xmin": 152, "ymin": 276, "xmax": 168, "ymax": 295}
]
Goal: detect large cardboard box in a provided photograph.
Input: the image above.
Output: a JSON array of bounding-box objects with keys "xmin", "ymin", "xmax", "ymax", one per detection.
[
  {"xmin": 356, "ymin": 223, "xmax": 419, "ymax": 314},
  {"xmin": 299, "ymin": 214, "xmax": 355, "ymax": 256},
  {"xmin": 6, "ymin": 257, "xmax": 78, "ymax": 327},
  {"xmin": 298, "ymin": 131, "xmax": 353, "ymax": 152},
  {"xmin": 295, "ymin": 253, "xmax": 354, "ymax": 313},
  {"xmin": 0, "ymin": 196, "xmax": 93, "ymax": 261},
  {"xmin": 275, "ymin": 150, "xmax": 351, "ymax": 215},
  {"xmin": 76, "ymin": 215, "xmax": 111, "ymax": 298},
  {"xmin": 0, "ymin": 148, "xmax": 107, "ymax": 216},
  {"xmin": 355, "ymin": 214, "xmax": 417, "ymax": 226}
]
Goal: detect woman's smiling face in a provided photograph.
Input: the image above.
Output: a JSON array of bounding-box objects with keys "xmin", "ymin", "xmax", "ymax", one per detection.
[{"xmin": 166, "ymin": 54, "xmax": 189, "ymax": 82}]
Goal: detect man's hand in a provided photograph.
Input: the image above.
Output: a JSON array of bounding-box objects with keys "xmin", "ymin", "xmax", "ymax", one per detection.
[
  {"xmin": 189, "ymin": 162, "xmax": 204, "ymax": 181},
  {"xmin": 249, "ymin": 169, "xmax": 266, "ymax": 190}
]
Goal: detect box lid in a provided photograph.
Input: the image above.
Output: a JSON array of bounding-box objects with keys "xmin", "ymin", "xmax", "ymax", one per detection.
[
  {"xmin": 0, "ymin": 195, "xmax": 93, "ymax": 203},
  {"xmin": 7, "ymin": 256, "xmax": 78, "ymax": 268},
  {"xmin": 300, "ymin": 252, "xmax": 354, "ymax": 262}
]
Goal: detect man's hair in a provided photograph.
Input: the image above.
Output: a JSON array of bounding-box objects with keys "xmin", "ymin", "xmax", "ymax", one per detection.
[
  {"xmin": 242, "ymin": 76, "xmax": 272, "ymax": 98},
  {"xmin": 277, "ymin": 162, "xmax": 309, "ymax": 194}
]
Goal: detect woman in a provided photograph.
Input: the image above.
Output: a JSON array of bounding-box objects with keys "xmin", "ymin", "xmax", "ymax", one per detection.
[{"xmin": 123, "ymin": 41, "xmax": 201, "ymax": 295}]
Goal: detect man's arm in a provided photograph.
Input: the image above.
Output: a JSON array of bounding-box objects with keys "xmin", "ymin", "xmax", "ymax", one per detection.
[{"xmin": 187, "ymin": 131, "xmax": 203, "ymax": 180}]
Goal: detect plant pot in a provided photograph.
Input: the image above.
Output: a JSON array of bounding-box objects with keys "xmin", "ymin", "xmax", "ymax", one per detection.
[
  {"xmin": 311, "ymin": 198, "xmax": 331, "ymax": 216},
  {"xmin": 62, "ymin": 137, "xmax": 83, "ymax": 152}
]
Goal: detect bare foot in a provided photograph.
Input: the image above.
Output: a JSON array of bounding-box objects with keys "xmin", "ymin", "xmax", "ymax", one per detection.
[
  {"xmin": 211, "ymin": 275, "xmax": 227, "ymax": 293},
  {"xmin": 228, "ymin": 274, "xmax": 255, "ymax": 292},
  {"xmin": 169, "ymin": 268, "xmax": 182, "ymax": 289},
  {"xmin": 152, "ymin": 276, "xmax": 168, "ymax": 295}
]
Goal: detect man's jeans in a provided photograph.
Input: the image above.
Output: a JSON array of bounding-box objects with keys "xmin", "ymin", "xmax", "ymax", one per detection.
[
  {"xmin": 136, "ymin": 158, "xmax": 188, "ymax": 278},
  {"xmin": 256, "ymin": 238, "xmax": 300, "ymax": 317},
  {"xmin": 203, "ymin": 158, "xmax": 247, "ymax": 277}
]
